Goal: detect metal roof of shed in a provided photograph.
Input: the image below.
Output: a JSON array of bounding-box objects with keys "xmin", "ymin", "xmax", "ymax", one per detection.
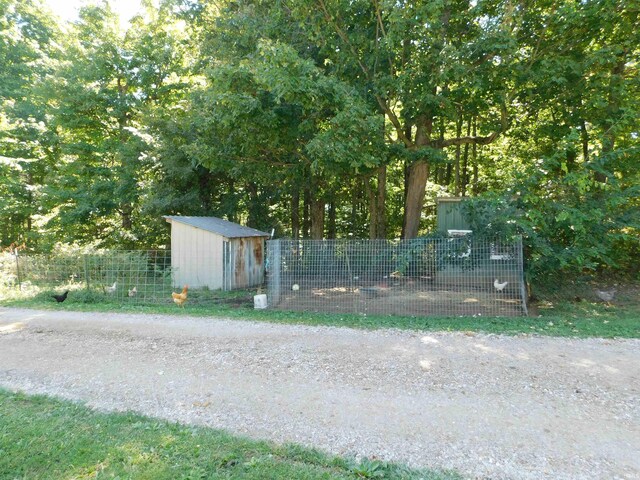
[{"xmin": 164, "ymin": 216, "xmax": 270, "ymax": 239}]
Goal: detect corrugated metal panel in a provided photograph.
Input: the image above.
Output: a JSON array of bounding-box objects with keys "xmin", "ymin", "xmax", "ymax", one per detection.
[
  {"xmin": 226, "ymin": 237, "xmax": 265, "ymax": 289},
  {"xmin": 436, "ymin": 198, "xmax": 471, "ymax": 234},
  {"xmin": 164, "ymin": 216, "xmax": 270, "ymax": 238}
]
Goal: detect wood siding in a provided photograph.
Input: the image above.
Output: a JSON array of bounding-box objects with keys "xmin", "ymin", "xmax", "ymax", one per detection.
[
  {"xmin": 171, "ymin": 222, "xmax": 224, "ymax": 289},
  {"xmin": 169, "ymin": 220, "xmax": 265, "ymax": 290}
]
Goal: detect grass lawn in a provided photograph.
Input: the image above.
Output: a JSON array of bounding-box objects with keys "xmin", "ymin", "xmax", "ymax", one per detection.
[
  {"xmin": 0, "ymin": 389, "xmax": 458, "ymax": 480},
  {"xmin": 1, "ymin": 290, "xmax": 639, "ymax": 338}
]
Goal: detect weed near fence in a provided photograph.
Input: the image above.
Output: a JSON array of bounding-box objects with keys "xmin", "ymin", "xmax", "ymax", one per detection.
[{"xmin": 0, "ymin": 250, "xmax": 239, "ymax": 306}]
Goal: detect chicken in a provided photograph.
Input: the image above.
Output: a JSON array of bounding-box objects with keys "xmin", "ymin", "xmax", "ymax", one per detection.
[
  {"xmin": 52, "ymin": 290, "xmax": 69, "ymax": 303},
  {"xmin": 128, "ymin": 286, "xmax": 137, "ymax": 297},
  {"xmin": 172, "ymin": 285, "xmax": 188, "ymax": 307},
  {"xmin": 494, "ymin": 279, "xmax": 508, "ymax": 292},
  {"xmin": 105, "ymin": 281, "xmax": 117, "ymax": 294},
  {"xmin": 594, "ymin": 288, "xmax": 616, "ymax": 303}
]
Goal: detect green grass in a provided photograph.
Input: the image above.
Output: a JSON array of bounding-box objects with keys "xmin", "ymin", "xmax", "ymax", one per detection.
[
  {"xmin": 0, "ymin": 389, "xmax": 458, "ymax": 480},
  {"xmin": 1, "ymin": 289, "xmax": 638, "ymax": 338}
]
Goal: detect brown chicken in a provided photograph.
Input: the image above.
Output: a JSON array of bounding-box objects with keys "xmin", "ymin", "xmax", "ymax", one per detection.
[{"xmin": 172, "ymin": 285, "xmax": 188, "ymax": 307}]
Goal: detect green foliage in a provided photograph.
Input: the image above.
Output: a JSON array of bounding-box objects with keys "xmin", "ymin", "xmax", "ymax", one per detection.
[
  {"xmin": 0, "ymin": 0, "xmax": 61, "ymax": 247},
  {"xmin": 0, "ymin": 389, "xmax": 458, "ymax": 479},
  {"xmin": 460, "ymin": 195, "xmax": 521, "ymax": 241},
  {"xmin": 461, "ymin": 154, "xmax": 640, "ymax": 280},
  {"xmin": 0, "ymin": 0, "xmax": 638, "ymax": 287}
]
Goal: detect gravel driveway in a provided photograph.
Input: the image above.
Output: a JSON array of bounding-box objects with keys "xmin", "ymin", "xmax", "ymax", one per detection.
[{"xmin": 0, "ymin": 307, "xmax": 638, "ymax": 479}]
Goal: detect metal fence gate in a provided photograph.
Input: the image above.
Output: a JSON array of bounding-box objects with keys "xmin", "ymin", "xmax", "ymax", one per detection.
[{"xmin": 267, "ymin": 237, "xmax": 527, "ymax": 317}]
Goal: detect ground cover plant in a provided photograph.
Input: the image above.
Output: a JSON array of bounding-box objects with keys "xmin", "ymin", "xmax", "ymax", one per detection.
[{"xmin": 0, "ymin": 389, "xmax": 458, "ymax": 480}]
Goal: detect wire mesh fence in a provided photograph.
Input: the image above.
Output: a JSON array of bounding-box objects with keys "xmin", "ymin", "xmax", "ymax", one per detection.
[
  {"xmin": 1, "ymin": 237, "xmax": 527, "ymax": 316},
  {"xmin": 267, "ymin": 237, "xmax": 527, "ymax": 317},
  {"xmin": 0, "ymin": 250, "xmax": 252, "ymax": 307}
]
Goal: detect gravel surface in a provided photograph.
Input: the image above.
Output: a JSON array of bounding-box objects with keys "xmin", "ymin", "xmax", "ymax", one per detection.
[{"xmin": 1, "ymin": 307, "xmax": 638, "ymax": 479}]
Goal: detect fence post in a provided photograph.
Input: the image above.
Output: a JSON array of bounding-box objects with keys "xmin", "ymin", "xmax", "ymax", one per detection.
[
  {"xmin": 14, "ymin": 248, "xmax": 21, "ymax": 290},
  {"xmin": 84, "ymin": 254, "xmax": 90, "ymax": 291},
  {"xmin": 517, "ymin": 236, "xmax": 529, "ymax": 316},
  {"xmin": 267, "ymin": 239, "xmax": 281, "ymax": 307}
]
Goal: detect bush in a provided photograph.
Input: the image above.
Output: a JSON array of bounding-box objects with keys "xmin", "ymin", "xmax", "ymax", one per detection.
[{"xmin": 461, "ymin": 164, "xmax": 640, "ymax": 282}]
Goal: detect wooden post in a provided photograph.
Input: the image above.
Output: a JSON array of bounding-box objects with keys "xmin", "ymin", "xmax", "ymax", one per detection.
[
  {"xmin": 14, "ymin": 248, "xmax": 21, "ymax": 290},
  {"xmin": 84, "ymin": 255, "xmax": 90, "ymax": 290}
]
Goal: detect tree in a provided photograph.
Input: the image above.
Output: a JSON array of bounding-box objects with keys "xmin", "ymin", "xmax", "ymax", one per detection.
[
  {"xmin": 183, "ymin": 1, "xmax": 388, "ymax": 238},
  {"xmin": 47, "ymin": 0, "xmax": 193, "ymax": 248},
  {"xmin": 0, "ymin": 0, "xmax": 60, "ymax": 248},
  {"xmin": 288, "ymin": 0, "xmax": 517, "ymax": 237}
]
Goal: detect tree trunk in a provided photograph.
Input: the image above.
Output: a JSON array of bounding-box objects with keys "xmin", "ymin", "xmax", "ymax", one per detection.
[
  {"xmin": 246, "ymin": 182, "xmax": 259, "ymax": 227},
  {"xmin": 365, "ymin": 177, "xmax": 376, "ymax": 239},
  {"xmin": 402, "ymin": 115, "xmax": 434, "ymax": 238},
  {"xmin": 351, "ymin": 179, "xmax": 359, "ymax": 234},
  {"xmin": 400, "ymin": 160, "xmax": 409, "ymax": 238},
  {"xmin": 596, "ymin": 57, "xmax": 625, "ymax": 183},
  {"xmin": 454, "ymin": 116, "xmax": 462, "ymax": 194},
  {"xmin": 197, "ymin": 167, "xmax": 213, "ymax": 211},
  {"xmin": 461, "ymin": 118, "xmax": 471, "ymax": 196},
  {"xmin": 310, "ymin": 196, "xmax": 325, "ymax": 240},
  {"xmin": 291, "ymin": 187, "xmax": 300, "ymax": 240},
  {"xmin": 327, "ymin": 201, "xmax": 336, "ymax": 239},
  {"xmin": 120, "ymin": 204, "xmax": 133, "ymax": 230},
  {"xmin": 400, "ymin": 124, "xmax": 412, "ymax": 239},
  {"xmin": 376, "ymin": 165, "xmax": 387, "ymax": 239},
  {"xmin": 580, "ymin": 119, "xmax": 589, "ymax": 163},
  {"xmin": 228, "ymin": 180, "xmax": 237, "ymax": 223},
  {"xmin": 472, "ymin": 118, "xmax": 478, "ymax": 195},
  {"xmin": 303, "ymin": 186, "xmax": 311, "ymax": 238},
  {"xmin": 402, "ymin": 160, "xmax": 430, "ymax": 239}
]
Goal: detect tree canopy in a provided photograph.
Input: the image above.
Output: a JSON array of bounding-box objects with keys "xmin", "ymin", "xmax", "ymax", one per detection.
[{"xmin": 0, "ymin": 0, "xmax": 637, "ymax": 279}]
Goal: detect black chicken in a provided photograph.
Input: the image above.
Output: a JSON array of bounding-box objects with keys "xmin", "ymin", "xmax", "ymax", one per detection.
[{"xmin": 52, "ymin": 291, "xmax": 69, "ymax": 303}]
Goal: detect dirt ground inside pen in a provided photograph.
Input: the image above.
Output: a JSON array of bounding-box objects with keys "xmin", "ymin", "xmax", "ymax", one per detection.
[
  {"xmin": 276, "ymin": 286, "xmax": 525, "ymax": 317},
  {"xmin": 1, "ymin": 307, "xmax": 638, "ymax": 480}
]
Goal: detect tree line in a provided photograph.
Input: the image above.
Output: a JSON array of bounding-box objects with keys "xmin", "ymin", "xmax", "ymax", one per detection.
[{"xmin": 1, "ymin": 0, "xmax": 638, "ymax": 279}]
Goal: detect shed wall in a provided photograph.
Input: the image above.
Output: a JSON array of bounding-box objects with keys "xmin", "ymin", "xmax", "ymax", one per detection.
[
  {"xmin": 225, "ymin": 237, "xmax": 265, "ymax": 289},
  {"xmin": 437, "ymin": 199, "xmax": 470, "ymax": 234},
  {"xmin": 171, "ymin": 222, "xmax": 224, "ymax": 289}
]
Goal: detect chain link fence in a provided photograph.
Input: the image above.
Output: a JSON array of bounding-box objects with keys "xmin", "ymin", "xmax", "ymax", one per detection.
[{"xmin": 267, "ymin": 237, "xmax": 527, "ymax": 317}]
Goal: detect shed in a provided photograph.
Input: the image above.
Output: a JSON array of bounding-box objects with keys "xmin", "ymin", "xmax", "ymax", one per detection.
[
  {"xmin": 434, "ymin": 198, "xmax": 520, "ymax": 291},
  {"xmin": 164, "ymin": 216, "xmax": 270, "ymax": 290},
  {"xmin": 436, "ymin": 197, "xmax": 470, "ymax": 234}
]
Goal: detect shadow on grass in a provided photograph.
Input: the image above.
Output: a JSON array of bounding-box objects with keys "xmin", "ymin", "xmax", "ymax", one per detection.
[{"xmin": 0, "ymin": 389, "xmax": 459, "ymax": 480}]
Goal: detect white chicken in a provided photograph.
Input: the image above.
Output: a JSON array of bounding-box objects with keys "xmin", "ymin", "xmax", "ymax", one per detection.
[
  {"xmin": 594, "ymin": 288, "xmax": 616, "ymax": 303},
  {"xmin": 128, "ymin": 286, "xmax": 137, "ymax": 297},
  {"xmin": 494, "ymin": 279, "xmax": 508, "ymax": 292},
  {"xmin": 105, "ymin": 281, "xmax": 117, "ymax": 294}
]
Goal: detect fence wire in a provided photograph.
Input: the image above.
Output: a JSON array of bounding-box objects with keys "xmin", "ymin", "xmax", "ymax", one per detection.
[
  {"xmin": 0, "ymin": 250, "xmax": 248, "ymax": 306},
  {"xmin": 267, "ymin": 237, "xmax": 527, "ymax": 317}
]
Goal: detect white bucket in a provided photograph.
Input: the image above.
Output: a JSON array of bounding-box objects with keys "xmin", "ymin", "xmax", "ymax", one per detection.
[{"xmin": 253, "ymin": 294, "xmax": 268, "ymax": 309}]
